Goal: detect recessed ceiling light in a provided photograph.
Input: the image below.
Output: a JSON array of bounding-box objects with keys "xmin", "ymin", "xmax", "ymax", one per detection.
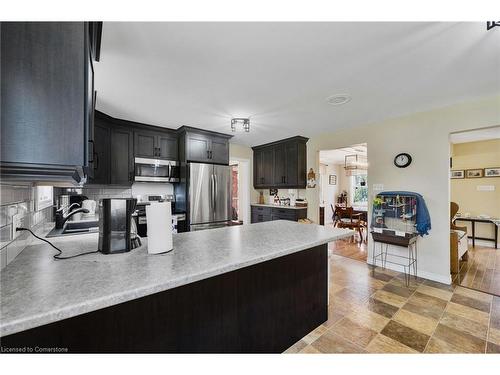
[{"xmin": 326, "ymin": 94, "xmax": 351, "ymax": 106}]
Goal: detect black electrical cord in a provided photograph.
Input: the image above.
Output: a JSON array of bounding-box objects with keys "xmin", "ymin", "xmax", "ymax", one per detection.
[{"xmin": 16, "ymin": 227, "xmax": 100, "ymax": 260}]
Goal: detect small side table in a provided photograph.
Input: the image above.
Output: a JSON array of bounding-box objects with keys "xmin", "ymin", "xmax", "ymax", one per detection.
[{"xmin": 371, "ymin": 231, "xmax": 419, "ymax": 287}]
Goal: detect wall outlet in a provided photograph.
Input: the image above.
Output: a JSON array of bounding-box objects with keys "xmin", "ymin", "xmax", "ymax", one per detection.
[
  {"xmin": 11, "ymin": 214, "xmax": 21, "ymax": 240},
  {"xmin": 373, "ymin": 184, "xmax": 384, "ymax": 191},
  {"xmin": 477, "ymin": 185, "xmax": 494, "ymax": 191}
]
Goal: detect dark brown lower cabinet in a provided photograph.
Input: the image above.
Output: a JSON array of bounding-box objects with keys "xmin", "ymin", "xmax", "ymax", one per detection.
[
  {"xmin": 251, "ymin": 205, "xmax": 307, "ymax": 223},
  {"xmin": 1, "ymin": 245, "xmax": 328, "ymax": 353}
]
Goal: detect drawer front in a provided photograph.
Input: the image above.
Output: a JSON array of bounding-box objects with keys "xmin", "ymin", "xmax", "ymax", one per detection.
[
  {"xmin": 251, "ymin": 213, "xmax": 272, "ymax": 223},
  {"xmin": 251, "ymin": 206, "xmax": 272, "ymax": 215},
  {"xmin": 271, "ymin": 208, "xmax": 297, "ymax": 221}
]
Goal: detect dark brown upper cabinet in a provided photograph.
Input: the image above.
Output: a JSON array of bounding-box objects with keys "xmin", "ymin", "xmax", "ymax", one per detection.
[
  {"xmin": 252, "ymin": 136, "xmax": 308, "ymax": 189},
  {"xmin": 90, "ymin": 112, "xmax": 133, "ymax": 186},
  {"xmin": 134, "ymin": 130, "xmax": 178, "ymax": 160},
  {"xmin": 178, "ymin": 127, "xmax": 232, "ymax": 165},
  {"xmin": 0, "ymin": 22, "xmax": 94, "ymax": 184}
]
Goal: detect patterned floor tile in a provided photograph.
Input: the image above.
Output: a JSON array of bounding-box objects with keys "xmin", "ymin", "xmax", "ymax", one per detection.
[
  {"xmin": 366, "ymin": 297, "xmax": 400, "ymax": 318},
  {"xmin": 371, "ymin": 271, "xmax": 394, "ymax": 282},
  {"xmin": 424, "ymin": 337, "xmax": 466, "ymax": 354},
  {"xmin": 407, "ymin": 291, "xmax": 448, "ymax": 310},
  {"xmin": 283, "ymin": 339, "xmax": 307, "ymax": 353},
  {"xmin": 299, "ymin": 345, "xmax": 322, "ymax": 354},
  {"xmin": 450, "ymin": 293, "xmax": 491, "ymax": 313},
  {"xmin": 382, "ymin": 283, "xmax": 415, "ymax": 298},
  {"xmin": 302, "ymin": 324, "xmax": 329, "ymax": 345},
  {"xmin": 423, "ymin": 279, "xmax": 455, "ymax": 292},
  {"xmin": 486, "ymin": 341, "xmax": 500, "ymax": 353},
  {"xmin": 365, "ymin": 333, "xmax": 418, "ymax": 353},
  {"xmin": 380, "ymin": 320, "xmax": 430, "ymax": 352},
  {"xmin": 393, "ymin": 309, "xmax": 439, "ymax": 336},
  {"xmin": 445, "ymin": 301, "xmax": 490, "ymax": 326},
  {"xmin": 432, "ymin": 323, "xmax": 485, "ymax": 353},
  {"xmin": 416, "ymin": 284, "xmax": 453, "ymax": 301},
  {"xmin": 487, "ymin": 327, "xmax": 500, "ymax": 346},
  {"xmin": 347, "ymin": 305, "xmax": 390, "ymax": 332},
  {"xmin": 331, "ymin": 317, "xmax": 378, "ymax": 348},
  {"xmin": 373, "ymin": 289, "xmax": 408, "ymax": 308},
  {"xmin": 439, "ymin": 311, "xmax": 488, "ymax": 340},
  {"xmin": 401, "ymin": 300, "xmax": 444, "ymax": 321},
  {"xmin": 311, "ymin": 330, "xmax": 366, "ymax": 353}
]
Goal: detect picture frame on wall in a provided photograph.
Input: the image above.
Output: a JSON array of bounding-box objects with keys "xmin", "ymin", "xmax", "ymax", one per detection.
[
  {"xmin": 484, "ymin": 167, "xmax": 500, "ymax": 177},
  {"xmin": 450, "ymin": 170, "xmax": 464, "ymax": 179},
  {"xmin": 465, "ymin": 169, "xmax": 484, "ymax": 178},
  {"xmin": 329, "ymin": 175, "xmax": 337, "ymax": 185}
]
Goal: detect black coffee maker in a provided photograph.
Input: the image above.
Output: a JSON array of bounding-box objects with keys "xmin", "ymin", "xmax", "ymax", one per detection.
[{"xmin": 98, "ymin": 198, "xmax": 141, "ymax": 254}]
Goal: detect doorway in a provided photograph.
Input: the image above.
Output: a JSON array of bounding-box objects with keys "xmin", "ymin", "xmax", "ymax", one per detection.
[
  {"xmin": 229, "ymin": 158, "xmax": 251, "ymax": 225},
  {"xmin": 319, "ymin": 143, "xmax": 368, "ymax": 262},
  {"xmin": 449, "ymin": 126, "xmax": 500, "ymax": 295}
]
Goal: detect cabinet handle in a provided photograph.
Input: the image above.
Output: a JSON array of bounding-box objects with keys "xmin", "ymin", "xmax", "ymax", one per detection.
[
  {"xmin": 209, "ymin": 150, "xmax": 213, "ymax": 159},
  {"xmin": 207, "ymin": 150, "xmax": 210, "ymax": 159},
  {"xmin": 93, "ymin": 152, "xmax": 99, "ymax": 170},
  {"xmin": 88, "ymin": 140, "xmax": 94, "ymax": 163}
]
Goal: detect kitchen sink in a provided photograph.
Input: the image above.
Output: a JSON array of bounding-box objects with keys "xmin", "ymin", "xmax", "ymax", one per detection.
[{"xmin": 46, "ymin": 219, "xmax": 99, "ymax": 238}]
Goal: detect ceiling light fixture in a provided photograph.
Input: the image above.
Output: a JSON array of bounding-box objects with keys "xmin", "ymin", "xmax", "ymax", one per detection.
[
  {"xmin": 231, "ymin": 118, "xmax": 250, "ymax": 132},
  {"xmin": 326, "ymin": 94, "xmax": 351, "ymax": 106}
]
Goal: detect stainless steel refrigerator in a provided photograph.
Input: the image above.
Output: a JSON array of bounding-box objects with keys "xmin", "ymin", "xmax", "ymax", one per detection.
[{"xmin": 188, "ymin": 163, "xmax": 232, "ymax": 231}]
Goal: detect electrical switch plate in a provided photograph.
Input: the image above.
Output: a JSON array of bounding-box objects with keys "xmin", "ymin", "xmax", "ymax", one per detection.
[
  {"xmin": 373, "ymin": 184, "xmax": 384, "ymax": 191},
  {"xmin": 12, "ymin": 214, "xmax": 21, "ymax": 240}
]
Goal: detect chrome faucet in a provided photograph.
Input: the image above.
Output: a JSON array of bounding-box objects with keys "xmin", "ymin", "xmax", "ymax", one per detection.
[{"xmin": 55, "ymin": 203, "xmax": 89, "ymax": 229}]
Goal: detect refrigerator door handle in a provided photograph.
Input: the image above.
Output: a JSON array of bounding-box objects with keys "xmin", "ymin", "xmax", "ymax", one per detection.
[
  {"xmin": 213, "ymin": 174, "xmax": 217, "ymax": 212},
  {"xmin": 211, "ymin": 173, "xmax": 216, "ymax": 217}
]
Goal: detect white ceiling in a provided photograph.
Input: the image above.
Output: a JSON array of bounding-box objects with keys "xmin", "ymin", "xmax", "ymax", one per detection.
[
  {"xmin": 320, "ymin": 144, "xmax": 367, "ymax": 164},
  {"xmin": 450, "ymin": 126, "xmax": 500, "ymax": 144},
  {"xmin": 94, "ymin": 22, "xmax": 500, "ymax": 147}
]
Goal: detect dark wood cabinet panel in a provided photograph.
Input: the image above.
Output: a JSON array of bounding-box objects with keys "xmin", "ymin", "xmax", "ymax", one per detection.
[
  {"xmin": 182, "ymin": 129, "xmax": 231, "ymax": 165},
  {"xmin": 91, "ymin": 121, "xmax": 111, "ymax": 184},
  {"xmin": 210, "ymin": 137, "xmax": 229, "ymax": 165},
  {"xmin": 134, "ymin": 132, "xmax": 156, "ymax": 158},
  {"xmin": 134, "ymin": 130, "xmax": 178, "ymax": 160},
  {"xmin": 273, "ymin": 144, "xmax": 287, "ymax": 186},
  {"xmin": 110, "ymin": 127, "xmax": 133, "ymax": 185},
  {"xmin": 186, "ymin": 133, "xmax": 212, "ymax": 163},
  {"xmin": 157, "ymin": 134, "xmax": 178, "ymax": 160},
  {"xmin": 252, "ymin": 137, "xmax": 308, "ymax": 189},
  {"xmin": 0, "ymin": 22, "xmax": 91, "ymax": 183},
  {"xmin": 251, "ymin": 205, "xmax": 307, "ymax": 223}
]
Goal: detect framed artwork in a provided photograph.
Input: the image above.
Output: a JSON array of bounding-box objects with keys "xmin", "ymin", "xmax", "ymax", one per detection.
[
  {"xmin": 466, "ymin": 169, "xmax": 484, "ymax": 178},
  {"xmin": 307, "ymin": 168, "xmax": 316, "ymax": 188},
  {"xmin": 450, "ymin": 170, "xmax": 464, "ymax": 179},
  {"xmin": 484, "ymin": 167, "xmax": 500, "ymax": 177},
  {"xmin": 329, "ymin": 175, "xmax": 337, "ymax": 185}
]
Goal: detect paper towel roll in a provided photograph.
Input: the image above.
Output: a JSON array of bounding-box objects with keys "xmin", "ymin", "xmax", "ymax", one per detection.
[{"xmin": 146, "ymin": 202, "xmax": 173, "ymax": 254}]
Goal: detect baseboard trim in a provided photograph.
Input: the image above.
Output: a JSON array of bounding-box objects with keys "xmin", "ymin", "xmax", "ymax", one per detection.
[
  {"xmin": 469, "ymin": 239, "xmax": 496, "ymax": 248},
  {"xmin": 367, "ymin": 260, "xmax": 452, "ymax": 285}
]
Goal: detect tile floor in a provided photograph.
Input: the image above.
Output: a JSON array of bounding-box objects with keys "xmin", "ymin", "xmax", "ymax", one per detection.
[
  {"xmin": 285, "ymin": 253, "xmax": 500, "ymax": 354},
  {"xmin": 453, "ymin": 245, "xmax": 500, "ymax": 296}
]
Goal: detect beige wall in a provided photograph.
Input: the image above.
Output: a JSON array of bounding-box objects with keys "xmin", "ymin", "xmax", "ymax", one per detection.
[
  {"xmin": 451, "ymin": 139, "xmax": 500, "ymax": 240},
  {"xmin": 304, "ymin": 95, "xmax": 500, "ymax": 283}
]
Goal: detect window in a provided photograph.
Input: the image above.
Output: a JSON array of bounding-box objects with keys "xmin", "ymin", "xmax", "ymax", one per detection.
[{"xmin": 353, "ymin": 174, "xmax": 368, "ymax": 205}]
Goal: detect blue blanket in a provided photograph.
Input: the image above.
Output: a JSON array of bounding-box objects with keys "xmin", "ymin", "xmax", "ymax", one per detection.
[{"xmin": 374, "ymin": 191, "xmax": 431, "ymax": 236}]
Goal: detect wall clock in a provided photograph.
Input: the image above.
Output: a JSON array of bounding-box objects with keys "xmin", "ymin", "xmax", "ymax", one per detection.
[{"xmin": 394, "ymin": 153, "xmax": 412, "ymax": 168}]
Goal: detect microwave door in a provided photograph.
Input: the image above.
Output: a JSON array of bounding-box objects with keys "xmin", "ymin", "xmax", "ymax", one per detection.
[
  {"xmin": 189, "ymin": 163, "xmax": 214, "ymax": 225},
  {"xmin": 213, "ymin": 165, "xmax": 232, "ymax": 223}
]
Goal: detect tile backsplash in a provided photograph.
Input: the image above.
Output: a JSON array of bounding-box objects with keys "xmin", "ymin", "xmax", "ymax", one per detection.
[
  {"xmin": 54, "ymin": 186, "xmax": 133, "ymax": 203},
  {"xmin": 0, "ymin": 183, "xmax": 53, "ymax": 269}
]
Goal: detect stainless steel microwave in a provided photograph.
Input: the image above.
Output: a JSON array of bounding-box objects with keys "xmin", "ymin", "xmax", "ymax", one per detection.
[{"xmin": 134, "ymin": 157, "xmax": 180, "ymax": 183}]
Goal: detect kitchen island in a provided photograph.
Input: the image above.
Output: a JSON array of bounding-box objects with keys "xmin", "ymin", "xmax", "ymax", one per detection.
[{"xmin": 0, "ymin": 221, "xmax": 352, "ymax": 353}]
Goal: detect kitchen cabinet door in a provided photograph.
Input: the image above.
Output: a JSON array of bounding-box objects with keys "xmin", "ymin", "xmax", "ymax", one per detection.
[
  {"xmin": 262, "ymin": 147, "xmax": 274, "ymax": 186},
  {"xmin": 253, "ymin": 149, "xmax": 265, "ymax": 187},
  {"xmin": 134, "ymin": 131, "xmax": 156, "ymax": 158},
  {"xmin": 157, "ymin": 134, "xmax": 178, "ymax": 160},
  {"xmin": 186, "ymin": 133, "xmax": 211, "ymax": 163},
  {"xmin": 110, "ymin": 127, "xmax": 133, "ymax": 185},
  {"xmin": 273, "ymin": 144, "xmax": 287, "ymax": 186},
  {"xmin": 90, "ymin": 121, "xmax": 111, "ymax": 184},
  {"xmin": 210, "ymin": 137, "xmax": 229, "ymax": 165},
  {"xmin": 285, "ymin": 141, "xmax": 299, "ymax": 187},
  {"xmin": 1, "ymin": 22, "xmax": 89, "ymax": 182}
]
